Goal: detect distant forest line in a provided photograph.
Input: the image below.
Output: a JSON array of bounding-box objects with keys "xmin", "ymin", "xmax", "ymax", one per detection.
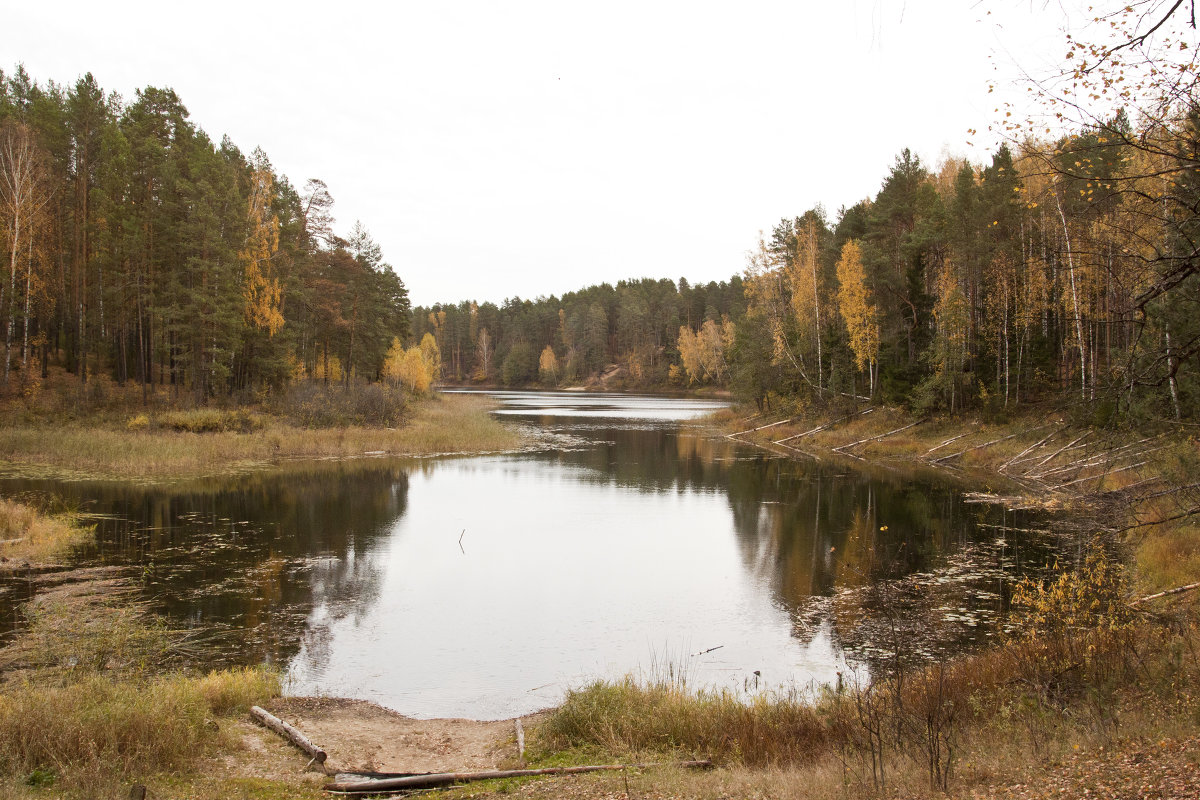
[
  {"xmin": 3, "ymin": 64, "xmax": 1198, "ymax": 422},
  {"xmin": 416, "ymin": 110, "xmax": 1200, "ymax": 422}
]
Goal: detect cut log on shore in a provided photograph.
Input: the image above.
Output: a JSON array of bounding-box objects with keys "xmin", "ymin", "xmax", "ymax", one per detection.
[
  {"xmin": 250, "ymin": 706, "xmax": 327, "ymax": 765},
  {"xmin": 324, "ymin": 761, "xmax": 714, "ymax": 793}
]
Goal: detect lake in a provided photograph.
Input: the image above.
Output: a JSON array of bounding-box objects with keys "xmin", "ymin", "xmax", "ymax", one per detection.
[{"xmin": 0, "ymin": 392, "xmax": 1063, "ymax": 719}]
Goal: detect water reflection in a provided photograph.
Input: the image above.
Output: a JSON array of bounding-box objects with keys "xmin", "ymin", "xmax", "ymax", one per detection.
[
  {"xmin": 0, "ymin": 464, "xmax": 408, "ymax": 665},
  {"xmin": 0, "ymin": 392, "xmax": 1066, "ymax": 719}
]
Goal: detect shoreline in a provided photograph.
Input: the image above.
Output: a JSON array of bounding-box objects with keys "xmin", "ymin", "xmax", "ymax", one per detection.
[
  {"xmin": 3, "ymin": 400, "xmax": 1197, "ymax": 799},
  {"xmin": 716, "ymin": 404, "xmax": 1179, "ymax": 512},
  {"xmin": 0, "ymin": 391, "xmax": 526, "ymax": 485}
]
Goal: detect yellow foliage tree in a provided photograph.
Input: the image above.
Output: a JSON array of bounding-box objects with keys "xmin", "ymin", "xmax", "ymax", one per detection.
[
  {"xmin": 382, "ymin": 337, "xmax": 405, "ymax": 384},
  {"xmin": 418, "ymin": 333, "xmax": 441, "ymax": 383},
  {"xmin": 240, "ymin": 165, "xmax": 284, "ymax": 336},
  {"xmin": 383, "ymin": 334, "xmax": 441, "ymax": 395},
  {"xmin": 538, "ymin": 345, "xmax": 559, "ymax": 385},
  {"xmin": 785, "ymin": 217, "xmax": 824, "ymax": 389},
  {"xmin": 836, "ymin": 240, "xmax": 878, "ymax": 398},
  {"xmin": 676, "ymin": 318, "xmax": 734, "ymax": 384}
]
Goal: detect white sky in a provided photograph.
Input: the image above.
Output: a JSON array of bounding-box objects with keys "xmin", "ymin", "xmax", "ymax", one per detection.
[{"xmin": 8, "ymin": 1, "xmax": 1078, "ymax": 306}]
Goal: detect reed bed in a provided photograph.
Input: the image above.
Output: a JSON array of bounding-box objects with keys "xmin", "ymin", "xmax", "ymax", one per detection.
[
  {"xmin": 0, "ymin": 392, "xmax": 522, "ymax": 482},
  {"xmin": 0, "ymin": 498, "xmax": 90, "ymax": 568}
]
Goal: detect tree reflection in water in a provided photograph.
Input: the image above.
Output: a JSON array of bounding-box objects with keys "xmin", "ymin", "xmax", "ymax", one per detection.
[{"xmin": 0, "ymin": 393, "xmax": 1071, "ymax": 717}]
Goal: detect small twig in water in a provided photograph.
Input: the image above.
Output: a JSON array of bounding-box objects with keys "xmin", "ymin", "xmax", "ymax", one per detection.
[{"xmin": 691, "ymin": 645, "xmax": 724, "ymax": 657}]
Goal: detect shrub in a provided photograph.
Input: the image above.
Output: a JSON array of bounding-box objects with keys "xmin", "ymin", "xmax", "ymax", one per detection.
[
  {"xmin": 1007, "ymin": 551, "xmax": 1138, "ymax": 725},
  {"xmin": 272, "ymin": 381, "xmax": 406, "ymax": 428},
  {"xmin": 155, "ymin": 408, "xmax": 264, "ymax": 434}
]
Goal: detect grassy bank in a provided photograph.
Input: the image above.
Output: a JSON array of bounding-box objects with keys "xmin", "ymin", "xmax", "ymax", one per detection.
[
  {"xmin": 0, "ymin": 499, "xmax": 91, "ymax": 570},
  {"xmin": 0, "ymin": 571, "xmax": 306, "ymax": 800},
  {"xmin": 719, "ymin": 405, "xmax": 1200, "ymax": 592},
  {"xmin": 0, "ymin": 391, "xmax": 523, "ymax": 483}
]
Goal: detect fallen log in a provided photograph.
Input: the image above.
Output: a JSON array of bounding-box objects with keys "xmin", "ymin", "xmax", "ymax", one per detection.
[
  {"xmin": 1121, "ymin": 505, "xmax": 1200, "ymax": 531},
  {"xmin": 999, "ymin": 429, "xmax": 1061, "ymax": 472},
  {"xmin": 1029, "ymin": 444, "xmax": 1169, "ymax": 481},
  {"xmin": 832, "ymin": 420, "xmax": 924, "ymax": 453},
  {"xmin": 1131, "ymin": 582, "xmax": 1200, "ymax": 606},
  {"xmin": 932, "ymin": 423, "xmax": 1053, "ymax": 464},
  {"xmin": 1053, "ymin": 461, "xmax": 1147, "ymax": 489},
  {"xmin": 1125, "ymin": 481, "xmax": 1200, "ymax": 502},
  {"xmin": 923, "ymin": 432, "xmax": 970, "ymax": 456},
  {"xmin": 726, "ymin": 418, "xmax": 795, "ymax": 439},
  {"xmin": 773, "ymin": 408, "xmax": 874, "ymax": 445},
  {"xmin": 324, "ymin": 760, "xmax": 714, "ymax": 793},
  {"xmin": 1027, "ymin": 431, "xmax": 1092, "ymax": 470},
  {"xmin": 250, "ymin": 706, "xmax": 327, "ymax": 765}
]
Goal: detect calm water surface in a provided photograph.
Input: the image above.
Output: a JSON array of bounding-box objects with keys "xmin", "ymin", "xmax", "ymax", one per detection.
[{"xmin": 0, "ymin": 392, "xmax": 1063, "ymax": 719}]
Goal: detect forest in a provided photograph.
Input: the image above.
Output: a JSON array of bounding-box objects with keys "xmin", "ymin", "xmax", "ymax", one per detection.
[
  {"xmin": 3, "ymin": 43, "xmax": 1199, "ymax": 426},
  {"xmin": 417, "ymin": 113, "xmax": 1199, "ymax": 424},
  {"xmin": 0, "ymin": 66, "xmax": 411, "ymax": 404}
]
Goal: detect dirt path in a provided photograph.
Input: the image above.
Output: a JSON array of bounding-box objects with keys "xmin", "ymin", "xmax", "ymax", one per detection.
[{"xmin": 264, "ymin": 697, "xmax": 527, "ymax": 776}]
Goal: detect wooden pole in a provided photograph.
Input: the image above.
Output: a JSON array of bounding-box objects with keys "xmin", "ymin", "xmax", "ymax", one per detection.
[
  {"xmin": 250, "ymin": 706, "xmax": 327, "ymax": 765},
  {"xmin": 324, "ymin": 761, "xmax": 714, "ymax": 794}
]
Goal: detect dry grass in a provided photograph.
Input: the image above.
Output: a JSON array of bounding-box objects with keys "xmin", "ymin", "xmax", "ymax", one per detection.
[
  {"xmin": 1137, "ymin": 524, "xmax": 1200, "ymax": 592},
  {"xmin": 0, "ymin": 392, "xmax": 523, "ymax": 482},
  {"xmin": 0, "ymin": 667, "xmax": 280, "ymax": 798},
  {"xmin": 527, "ymin": 549, "xmax": 1200, "ymax": 798},
  {"xmin": 534, "ymin": 678, "xmax": 827, "ymax": 767},
  {"xmin": 0, "ymin": 587, "xmax": 281, "ymax": 799},
  {"xmin": 0, "ymin": 498, "xmax": 91, "ymax": 569}
]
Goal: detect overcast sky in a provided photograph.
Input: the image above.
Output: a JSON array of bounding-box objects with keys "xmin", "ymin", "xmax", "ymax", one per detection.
[{"xmin": 9, "ymin": 1, "xmax": 1077, "ymax": 306}]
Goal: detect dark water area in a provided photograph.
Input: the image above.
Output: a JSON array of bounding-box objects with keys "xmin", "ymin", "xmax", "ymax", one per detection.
[{"xmin": 0, "ymin": 392, "xmax": 1069, "ymax": 719}]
